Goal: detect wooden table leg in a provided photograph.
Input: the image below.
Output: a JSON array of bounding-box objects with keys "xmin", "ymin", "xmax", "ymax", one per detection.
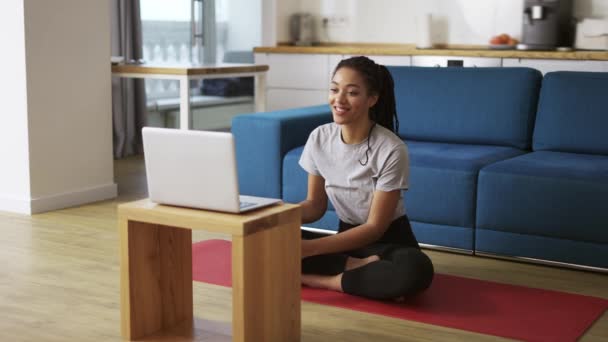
[
  {"xmin": 120, "ymin": 219, "xmax": 193, "ymax": 340},
  {"xmin": 231, "ymin": 210, "xmax": 301, "ymax": 342}
]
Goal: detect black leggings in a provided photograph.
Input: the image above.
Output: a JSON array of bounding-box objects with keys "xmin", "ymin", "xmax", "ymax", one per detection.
[{"xmin": 302, "ymin": 215, "xmax": 434, "ymax": 300}]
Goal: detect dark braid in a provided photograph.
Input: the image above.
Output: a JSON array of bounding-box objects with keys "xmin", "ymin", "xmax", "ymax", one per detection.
[{"xmin": 333, "ymin": 56, "xmax": 399, "ymax": 134}]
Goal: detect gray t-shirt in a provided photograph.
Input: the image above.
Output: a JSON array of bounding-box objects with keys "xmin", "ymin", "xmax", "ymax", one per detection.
[{"xmin": 299, "ymin": 122, "xmax": 409, "ymax": 225}]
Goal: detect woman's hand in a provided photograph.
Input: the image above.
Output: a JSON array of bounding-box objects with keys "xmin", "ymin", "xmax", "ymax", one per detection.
[{"xmin": 299, "ymin": 174, "xmax": 328, "ymax": 224}]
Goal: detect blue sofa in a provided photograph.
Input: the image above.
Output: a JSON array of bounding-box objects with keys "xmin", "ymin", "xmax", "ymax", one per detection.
[{"xmin": 232, "ymin": 67, "xmax": 608, "ymax": 271}]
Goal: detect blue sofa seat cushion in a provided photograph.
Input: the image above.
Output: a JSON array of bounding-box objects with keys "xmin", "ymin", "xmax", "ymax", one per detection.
[
  {"xmin": 388, "ymin": 67, "xmax": 542, "ymax": 149},
  {"xmin": 533, "ymin": 72, "xmax": 608, "ymax": 155},
  {"xmin": 477, "ymin": 151, "xmax": 608, "ymax": 243},
  {"xmin": 405, "ymin": 141, "xmax": 526, "ymax": 228}
]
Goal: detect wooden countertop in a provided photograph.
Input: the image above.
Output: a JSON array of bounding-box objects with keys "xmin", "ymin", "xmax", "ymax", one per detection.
[
  {"xmin": 112, "ymin": 62, "xmax": 269, "ymax": 76},
  {"xmin": 254, "ymin": 43, "xmax": 608, "ymax": 61}
]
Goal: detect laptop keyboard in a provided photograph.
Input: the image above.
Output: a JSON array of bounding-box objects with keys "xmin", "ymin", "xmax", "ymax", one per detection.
[{"xmin": 239, "ymin": 201, "xmax": 256, "ymax": 209}]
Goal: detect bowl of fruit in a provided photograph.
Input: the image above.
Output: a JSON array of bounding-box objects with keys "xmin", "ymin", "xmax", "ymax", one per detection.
[{"xmin": 489, "ymin": 34, "xmax": 518, "ymax": 50}]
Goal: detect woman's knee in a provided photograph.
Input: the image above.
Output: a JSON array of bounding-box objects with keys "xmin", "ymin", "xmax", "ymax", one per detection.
[
  {"xmin": 341, "ymin": 249, "xmax": 434, "ymax": 300},
  {"xmin": 389, "ymin": 248, "xmax": 434, "ymax": 296}
]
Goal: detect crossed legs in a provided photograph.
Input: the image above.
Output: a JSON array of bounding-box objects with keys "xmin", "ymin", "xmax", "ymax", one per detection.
[
  {"xmin": 301, "ymin": 254, "xmax": 380, "ymax": 291},
  {"xmin": 301, "ymin": 231, "xmax": 434, "ymax": 300}
]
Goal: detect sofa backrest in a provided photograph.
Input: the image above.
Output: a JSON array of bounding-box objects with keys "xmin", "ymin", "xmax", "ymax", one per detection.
[
  {"xmin": 387, "ymin": 67, "xmax": 542, "ymax": 149},
  {"xmin": 533, "ymin": 71, "xmax": 608, "ymax": 155}
]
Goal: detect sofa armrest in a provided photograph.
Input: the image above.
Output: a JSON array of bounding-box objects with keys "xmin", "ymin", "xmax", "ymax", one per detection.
[{"xmin": 232, "ymin": 105, "xmax": 332, "ymax": 198}]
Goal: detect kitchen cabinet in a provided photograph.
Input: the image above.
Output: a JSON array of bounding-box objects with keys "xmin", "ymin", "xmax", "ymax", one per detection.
[
  {"xmin": 329, "ymin": 54, "xmax": 411, "ymax": 82},
  {"xmin": 255, "ymin": 53, "xmax": 330, "ymax": 89},
  {"xmin": 266, "ymin": 88, "xmax": 327, "ymax": 111},
  {"xmin": 412, "ymin": 55, "xmax": 502, "ymax": 67},
  {"xmin": 255, "ymin": 50, "xmax": 607, "ymax": 111},
  {"xmin": 256, "ymin": 53, "xmax": 413, "ymax": 111},
  {"xmin": 255, "ymin": 53, "xmax": 331, "ymax": 111},
  {"xmin": 502, "ymin": 58, "xmax": 608, "ymax": 74}
]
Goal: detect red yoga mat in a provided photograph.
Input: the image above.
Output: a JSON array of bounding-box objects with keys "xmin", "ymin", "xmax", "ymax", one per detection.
[{"xmin": 192, "ymin": 239, "xmax": 608, "ymax": 342}]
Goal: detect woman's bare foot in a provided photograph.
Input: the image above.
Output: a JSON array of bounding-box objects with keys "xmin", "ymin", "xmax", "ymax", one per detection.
[
  {"xmin": 345, "ymin": 255, "xmax": 380, "ymax": 271},
  {"xmin": 301, "ymin": 273, "xmax": 343, "ymax": 292}
]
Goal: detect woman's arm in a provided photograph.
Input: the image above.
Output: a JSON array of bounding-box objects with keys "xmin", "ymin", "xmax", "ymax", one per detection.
[
  {"xmin": 299, "ymin": 173, "xmax": 328, "ymax": 224},
  {"xmin": 301, "ymin": 189, "xmax": 401, "ymax": 258}
]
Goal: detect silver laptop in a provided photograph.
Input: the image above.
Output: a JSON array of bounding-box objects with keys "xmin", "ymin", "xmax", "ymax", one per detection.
[{"xmin": 142, "ymin": 127, "xmax": 282, "ymax": 213}]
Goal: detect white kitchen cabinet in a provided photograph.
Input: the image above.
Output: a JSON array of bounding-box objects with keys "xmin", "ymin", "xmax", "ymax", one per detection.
[
  {"xmin": 266, "ymin": 88, "xmax": 328, "ymax": 111},
  {"xmin": 255, "ymin": 51, "xmax": 606, "ymax": 112},
  {"xmin": 412, "ymin": 55, "xmax": 502, "ymax": 67},
  {"xmin": 502, "ymin": 58, "xmax": 608, "ymax": 74},
  {"xmin": 255, "ymin": 53, "xmax": 331, "ymax": 111},
  {"xmin": 328, "ymin": 54, "xmax": 411, "ymax": 78},
  {"xmin": 254, "ymin": 53, "xmax": 330, "ymax": 89}
]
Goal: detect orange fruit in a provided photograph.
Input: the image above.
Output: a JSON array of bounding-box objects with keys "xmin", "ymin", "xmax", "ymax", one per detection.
[{"xmin": 490, "ymin": 37, "xmax": 503, "ymax": 45}]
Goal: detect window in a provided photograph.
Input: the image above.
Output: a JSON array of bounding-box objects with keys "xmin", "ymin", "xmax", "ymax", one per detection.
[
  {"xmin": 141, "ymin": 0, "xmax": 213, "ymax": 100},
  {"xmin": 139, "ymin": 0, "xmax": 260, "ymax": 129}
]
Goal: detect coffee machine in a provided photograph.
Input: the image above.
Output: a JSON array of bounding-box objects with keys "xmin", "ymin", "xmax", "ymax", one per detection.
[{"xmin": 517, "ymin": 0, "xmax": 575, "ymax": 50}]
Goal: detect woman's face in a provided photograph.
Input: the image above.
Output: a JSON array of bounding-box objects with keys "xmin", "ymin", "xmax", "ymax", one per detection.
[{"xmin": 329, "ymin": 67, "xmax": 378, "ymax": 127}]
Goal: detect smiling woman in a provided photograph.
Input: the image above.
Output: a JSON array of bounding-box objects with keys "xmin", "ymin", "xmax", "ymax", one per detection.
[{"xmin": 296, "ymin": 56, "xmax": 434, "ymax": 301}]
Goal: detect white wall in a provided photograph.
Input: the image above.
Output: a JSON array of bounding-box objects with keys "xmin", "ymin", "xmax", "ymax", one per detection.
[
  {"xmin": 225, "ymin": 0, "xmax": 262, "ymax": 52},
  {"xmin": 273, "ymin": 0, "xmax": 608, "ymax": 45},
  {"xmin": 275, "ymin": 0, "xmax": 300, "ymax": 43},
  {"xmin": 0, "ymin": 0, "xmax": 31, "ymax": 213},
  {"xmin": 0, "ymin": 0, "xmax": 117, "ymax": 214},
  {"xmin": 261, "ymin": 0, "xmax": 276, "ymax": 45}
]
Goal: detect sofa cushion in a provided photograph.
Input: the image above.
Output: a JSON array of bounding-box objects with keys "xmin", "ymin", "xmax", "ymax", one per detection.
[
  {"xmin": 533, "ymin": 71, "xmax": 608, "ymax": 155},
  {"xmin": 406, "ymin": 141, "xmax": 526, "ymax": 228},
  {"xmin": 477, "ymin": 151, "xmax": 608, "ymax": 244},
  {"xmin": 388, "ymin": 67, "xmax": 542, "ymax": 149},
  {"xmin": 233, "ymin": 104, "xmax": 332, "ymax": 198}
]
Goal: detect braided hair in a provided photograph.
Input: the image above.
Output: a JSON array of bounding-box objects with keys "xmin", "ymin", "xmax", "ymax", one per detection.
[
  {"xmin": 333, "ymin": 56, "xmax": 399, "ymax": 134},
  {"xmin": 332, "ymin": 56, "xmax": 399, "ymax": 165}
]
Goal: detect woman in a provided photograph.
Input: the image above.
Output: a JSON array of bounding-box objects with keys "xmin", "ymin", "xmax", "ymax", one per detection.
[{"xmin": 298, "ymin": 56, "xmax": 434, "ymax": 300}]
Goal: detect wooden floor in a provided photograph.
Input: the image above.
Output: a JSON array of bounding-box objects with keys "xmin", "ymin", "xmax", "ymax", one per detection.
[{"xmin": 0, "ymin": 155, "xmax": 607, "ymax": 341}]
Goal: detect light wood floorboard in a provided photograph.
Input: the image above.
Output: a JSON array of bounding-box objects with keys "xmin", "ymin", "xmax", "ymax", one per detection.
[{"xmin": 0, "ymin": 155, "xmax": 606, "ymax": 341}]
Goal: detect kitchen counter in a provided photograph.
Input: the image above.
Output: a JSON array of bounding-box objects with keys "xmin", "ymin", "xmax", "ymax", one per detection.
[{"xmin": 254, "ymin": 43, "xmax": 608, "ymax": 61}]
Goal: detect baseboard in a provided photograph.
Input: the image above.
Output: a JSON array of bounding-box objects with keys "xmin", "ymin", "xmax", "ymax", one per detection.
[
  {"xmin": 0, "ymin": 183, "xmax": 118, "ymax": 215},
  {"xmin": 30, "ymin": 183, "xmax": 118, "ymax": 214}
]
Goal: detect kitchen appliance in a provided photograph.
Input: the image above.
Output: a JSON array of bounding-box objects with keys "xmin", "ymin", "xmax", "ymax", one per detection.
[
  {"xmin": 290, "ymin": 13, "xmax": 315, "ymax": 46},
  {"xmin": 575, "ymin": 18, "xmax": 608, "ymax": 50},
  {"xmin": 415, "ymin": 13, "xmax": 433, "ymax": 49},
  {"xmin": 517, "ymin": 0, "xmax": 575, "ymax": 50}
]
